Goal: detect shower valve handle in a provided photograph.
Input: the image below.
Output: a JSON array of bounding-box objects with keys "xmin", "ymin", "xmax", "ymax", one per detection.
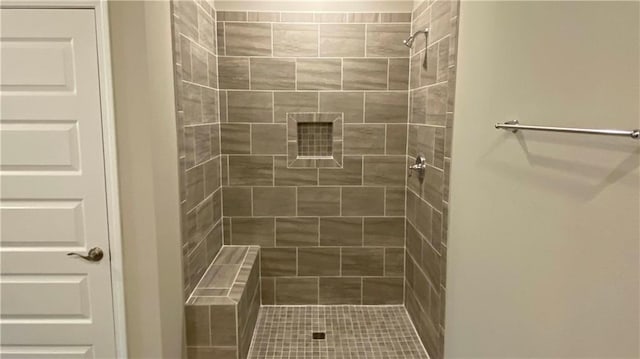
[{"xmin": 408, "ymin": 155, "xmax": 427, "ymax": 177}]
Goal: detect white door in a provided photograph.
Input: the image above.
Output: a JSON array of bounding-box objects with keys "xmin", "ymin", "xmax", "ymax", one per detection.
[{"xmin": 0, "ymin": 9, "xmax": 117, "ymax": 358}]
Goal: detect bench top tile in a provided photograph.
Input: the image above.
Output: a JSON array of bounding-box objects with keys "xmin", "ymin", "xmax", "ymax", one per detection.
[
  {"xmin": 200, "ymin": 264, "xmax": 241, "ymax": 289},
  {"xmin": 187, "ymin": 245, "xmax": 259, "ymax": 305},
  {"xmin": 215, "ymin": 246, "xmax": 249, "ymax": 265}
]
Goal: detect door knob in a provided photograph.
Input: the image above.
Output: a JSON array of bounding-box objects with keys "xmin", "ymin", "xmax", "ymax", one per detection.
[{"xmin": 67, "ymin": 247, "xmax": 104, "ymax": 262}]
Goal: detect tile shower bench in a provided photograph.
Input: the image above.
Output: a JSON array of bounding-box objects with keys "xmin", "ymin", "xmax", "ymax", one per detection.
[{"xmin": 185, "ymin": 246, "xmax": 260, "ymax": 359}]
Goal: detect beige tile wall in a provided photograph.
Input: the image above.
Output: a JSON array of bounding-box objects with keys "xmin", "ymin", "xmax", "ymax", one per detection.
[
  {"xmin": 171, "ymin": 0, "xmax": 223, "ymax": 297},
  {"xmin": 171, "ymin": 4, "xmax": 461, "ymax": 357},
  {"xmin": 405, "ymin": 0, "xmax": 459, "ymax": 358},
  {"xmin": 216, "ymin": 10, "xmax": 412, "ymax": 305}
]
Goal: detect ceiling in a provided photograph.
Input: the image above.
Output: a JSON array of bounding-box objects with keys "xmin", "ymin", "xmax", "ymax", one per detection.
[{"xmin": 214, "ymin": 0, "xmax": 415, "ymax": 12}]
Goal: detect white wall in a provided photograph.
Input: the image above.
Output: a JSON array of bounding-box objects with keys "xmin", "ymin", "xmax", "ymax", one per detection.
[
  {"xmin": 215, "ymin": 0, "xmax": 413, "ymax": 12},
  {"xmin": 446, "ymin": 1, "xmax": 639, "ymax": 358},
  {"xmin": 109, "ymin": 1, "xmax": 186, "ymax": 358}
]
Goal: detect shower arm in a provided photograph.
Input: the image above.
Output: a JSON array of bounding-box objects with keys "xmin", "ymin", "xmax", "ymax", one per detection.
[
  {"xmin": 421, "ymin": 31, "xmax": 429, "ymax": 69},
  {"xmin": 403, "ymin": 29, "xmax": 429, "ymax": 69}
]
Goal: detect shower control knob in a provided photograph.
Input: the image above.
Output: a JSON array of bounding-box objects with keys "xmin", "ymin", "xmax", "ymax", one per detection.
[{"xmin": 408, "ymin": 154, "xmax": 427, "ymax": 177}]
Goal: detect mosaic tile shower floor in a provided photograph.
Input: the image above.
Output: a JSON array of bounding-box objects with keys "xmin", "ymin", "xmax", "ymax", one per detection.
[{"xmin": 248, "ymin": 306, "xmax": 429, "ymax": 359}]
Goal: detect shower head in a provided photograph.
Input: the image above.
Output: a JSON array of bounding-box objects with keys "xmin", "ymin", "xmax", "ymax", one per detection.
[
  {"xmin": 403, "ymin": 36, "xmax": 415, "ymax": 48},
  {"xmin": 403, "ymin": 28, "xmax": 430, "ymax": 70},
  {"xmin": 403, "ymin": 28, "xmax": 429, "ymax": 48}
]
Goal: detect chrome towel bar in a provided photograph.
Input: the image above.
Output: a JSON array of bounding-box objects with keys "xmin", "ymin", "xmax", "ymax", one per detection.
[{"xmin": 495, "ymin": 120, "xmax": 640, "ymax": 140}]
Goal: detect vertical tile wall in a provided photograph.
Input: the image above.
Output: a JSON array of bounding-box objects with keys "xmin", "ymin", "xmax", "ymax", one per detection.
[
  {"xmin": 171, "ymin": 0, "xmax": 223, "ymax": 297},
  {"xmin": 405, "ymin": 0, "xmax": 459, "ymax": 358},
  {"xmin": 216, "ymin": 11, "xmax": 412, "ymax": 305}
]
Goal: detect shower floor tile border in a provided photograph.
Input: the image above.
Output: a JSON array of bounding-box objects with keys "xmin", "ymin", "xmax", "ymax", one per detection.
[{"xmin": 248, "ymin": 305, "xmax": 429, "ymax": 359}]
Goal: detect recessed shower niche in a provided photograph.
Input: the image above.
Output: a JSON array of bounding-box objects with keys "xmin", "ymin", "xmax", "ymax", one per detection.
[
  {"xmin": 297, "ymin": 122, "xmax": 332, "ymax": 157},
  {"xmin": 287, "ymin": 112, "xmax": 343, "ymax": 168}
]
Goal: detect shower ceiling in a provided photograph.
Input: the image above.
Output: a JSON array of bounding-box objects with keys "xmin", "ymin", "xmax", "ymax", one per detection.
[{"xmin": 214, "ymin": 0, "xmax": 414, "ymax": 12}]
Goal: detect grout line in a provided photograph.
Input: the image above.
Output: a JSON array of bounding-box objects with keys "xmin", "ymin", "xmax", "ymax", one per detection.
[
  {"xmin": 361, "ymin": 218, "xmax": 365, "ymax": 246},
  {"xmin": 294, "ymin": 187, "xmax": 298, "ymax": 216},
  {"xmin": 360, "ymin": 156, "xmax": 364, "ymax": 186},
  {"xmin": 229, "ymin": 216, "xmax": 233, "ymax": 244},
  {"xmin": 271, "ymin": 155, "xmax": 275, "ymax": 185},
  {"xmin": 247, "ymin": 57, "xmax": 252, "ymax": 89},
  {"xmin": 272, "ymin": 92, "xmax": 277, "ymax": 123},
  {"xmin": 249, "ymin": 124, "xmax": 253, "ymax": 154},
  {"xmin": 233, "ymin": 298, "xmax": 239, "ymax": 358},
  {"xmin": 361, "ymin": 92, "xmax": 366, "ymax": 123},
  {"xmin": 383, "ymin": 123, "xmax": 388, "ymax": 155},
  {"xmin": 387, "ymin": 58, "xmax": 391, "ymax": 90},
  {"xmin": 225, "ymin": 90, "xmax": 229, "ymax": 124},
  {"xmin": 206, "ymin": 306, "xmax": 212, "ymax": 347},
  {"xmin": 383, "ymin": 186, "xmax": 387, "ymax": 216},
  {"xmin": 222, "ymin": 21, "xmax": 227, "ymax": 56},
  {"xmin": 338, "ymin": 245, "xmax": 342, "ymax": 276},
  {"xmin": 294, "ymin": 57, "xmax": 298, "ymax": 91},
  {"xmin": 364, "ymin": 23, "xmax": 368, "ymax": 57},
  {"xmin": 315, "ymin": 23, "xmax": 320, "ymax": 57},
  {"xmin": 295, "ymin": 248, "xmax": 299, "ymax": 276},
  {"xmin": 250, "ymin": 187, "xmax": 254, "ymax": 216},
  {"xmin": 270, "ymin": 22, "xmax": 274, "ymax": 57},
  {"xmin": 383, "ymin": 247, "xmax": 387, "ymax": 276}
]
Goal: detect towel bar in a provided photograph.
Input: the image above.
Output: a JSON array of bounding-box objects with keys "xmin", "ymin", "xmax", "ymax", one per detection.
[{"xmin": 495, "ymin": 120, "xmax": 639, "ymax": 140}]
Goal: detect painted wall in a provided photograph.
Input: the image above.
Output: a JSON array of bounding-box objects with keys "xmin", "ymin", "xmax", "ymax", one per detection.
[
  {"xmin": 108, "ymin": 1, "xmax": 185, "ymax": 357},
  {"xmin": 446, "ymin": 1, "xmax": 639, "ymax": 357}
]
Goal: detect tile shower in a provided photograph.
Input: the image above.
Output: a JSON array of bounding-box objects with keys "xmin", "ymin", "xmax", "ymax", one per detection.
[
  {"xmin": 217, "ymin": 9, "xmax": 411, "ymax": 308},
  {"xmin": 170, "ymin": 0, "xmax": 459, "ymax": 358}
]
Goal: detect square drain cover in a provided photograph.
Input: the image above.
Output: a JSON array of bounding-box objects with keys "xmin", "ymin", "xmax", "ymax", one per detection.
[{"xmin": 312, "ymin": 332, "xmax": 326, "ymax": 340}]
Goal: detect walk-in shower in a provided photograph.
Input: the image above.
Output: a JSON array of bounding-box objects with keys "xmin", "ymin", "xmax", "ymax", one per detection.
[{"xmin": 172, "ymin": 2, "xmax": 458, "ymax": 358}]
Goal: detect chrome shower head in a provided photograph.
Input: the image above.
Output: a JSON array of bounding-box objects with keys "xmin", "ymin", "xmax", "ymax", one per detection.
[
  {"xmin": 403, "ymin": 28, "xmax": 430, "ymax": 70},
  {"xmin": 403, "ymin": 36, "xmax": 415, "ymax": 48},
  {"xmin": 403, "ymin": 28, "xmax": 429, "ymax": 49}
]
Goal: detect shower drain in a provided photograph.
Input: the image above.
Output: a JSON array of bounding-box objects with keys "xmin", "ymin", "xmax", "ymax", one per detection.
[{"xmin": 312, "ymin": 332, "xmax": 326, "ymax": 340}]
